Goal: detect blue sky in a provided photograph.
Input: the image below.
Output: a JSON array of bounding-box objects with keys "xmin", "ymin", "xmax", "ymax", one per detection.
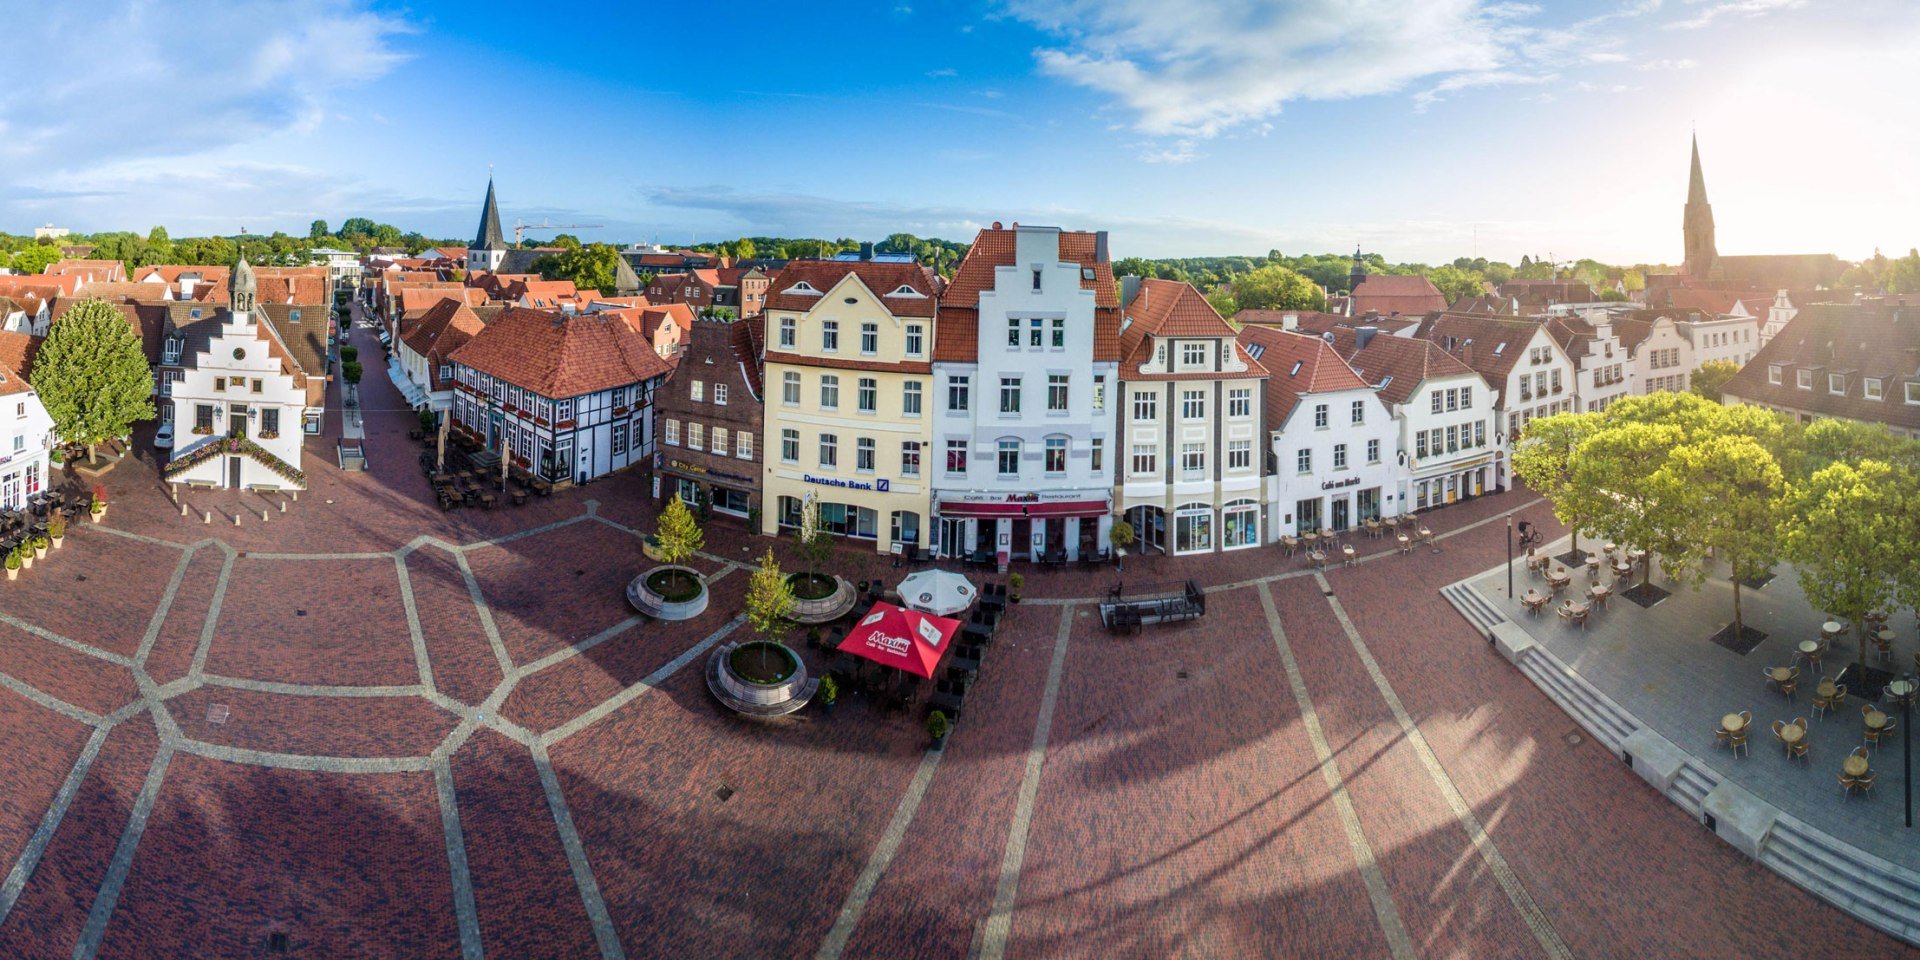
[{"xmin": 2, "ymin": 0, "xmax": 1916, "ymax": 262}]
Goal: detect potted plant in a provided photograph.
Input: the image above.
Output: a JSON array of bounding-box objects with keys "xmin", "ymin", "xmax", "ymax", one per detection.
[
  {"xmin": 90, "ymin": 487, "xmax": 108, "ymax": 523},
  {"xmin": 1008, "ymin": 573, "xmax": 1025, "ymax": 604},
  {"xmin": 5, "ymin": 549, "xmax": 19, "ymax": 581},
  {"xmin": 18, "ymin": 544, "xmax": 32, "ymax": 570},
  {"xmin": 1108, "ymin": 520, "xmax": 1135, "ymax": 573},
  {"xmin": 926, "ymin": 709, "xmax": 951, "ymax": 749},
  {"xmin": 31, "ymin": 535, "xmax": 49, "ymax": 560},
  {"xmin": 816, "ymin": 675, "xmax": 839, "ymax": 715},
  {"xmin": 47, "ymin": 517, "xmax": 65, "ymax": 549}
]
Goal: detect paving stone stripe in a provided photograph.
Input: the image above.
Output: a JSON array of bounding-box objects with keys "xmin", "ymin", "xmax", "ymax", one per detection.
[
  {"xmin": 394, "ymin": 553, "xmax": 437, "ymax": 690},
  {"xmin": 540, "ymin": 614, "xmax": 747, "ymax": 746},
  {"xmin": 976, "ymin": 604, "xmax": 1074, "ymax": 960},
  {"xmin": 470, "ymin": 512, "xmax": 592, "ymax": 550},
  {"xmin": 168, "ymin": 737, "xmax": 432, "ymax": 773},
  {"xmin": 0, "ymin": 611, "xmax": 134, "ymax": 667},
  {"xmin": 242, "ymin": 551, "xmax": 397, "ymax": 561},
  {"xmin": 531, "ymin": 741, "xmax": 625, "ymax": 960},
  {"xmin": 516, "ymin": 617, "xmax": 644, "ymax": 679},
  {"xmin": 187, "ymin": 676, "xmax": 430, "ymax": 698},
  {"xmin": 1256, "ymin": 583, "xmax": 1417, "ymax": 960},
  {"xmin": 452, "ymin": 550, "xmax": 517, "ymax": 678},
  {"xmin": 186, "ymin": 545, "xmax": 237, "ymax": 680},
  {"xmin": 0, "ymin": 726, "xmax": 109, "ymax": 926},
  {"xmin": 0, "ymin": 671, "xmax": 104, "ymax": 726},
  {"xmin": 133, "ymin": 546, "xmax": 198, "ymax": 667},
  {"xmin": 434, "ymin": 757, "xmax": 486, "ymax": 960},
  {"xmin": 1315, "ymin": 572, "xmax": 1574, "ymax": 960},
  {"xmin": 78, "ymin": 525, "xmax": 192, "ymax": 550},
  {"xmin": 72, "ymin": 743, "xmax": 175, "ymax": 960},
  {"xmin": 814, "ymin": 744, "xmax": 947, "ymax": 960}
]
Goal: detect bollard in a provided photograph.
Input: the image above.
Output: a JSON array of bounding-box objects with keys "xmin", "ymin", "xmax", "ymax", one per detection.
[
  {"xmin": 180, "ymin": 502, "xmax": 188, "ymax": 517},
  {"xmin": 278, "ymin": 500, "xmax": 286, "ymax": 513},
  {"xmin": 204, "ymin": 511, "xmax": 212, "ymax": 524},
  {"xmin": 233, "ymin": 513, "xmax": 241, "ymax": 526},
  {"xmin": 261, "ymin": 510, "xmax": 269, "ymax": 522}
]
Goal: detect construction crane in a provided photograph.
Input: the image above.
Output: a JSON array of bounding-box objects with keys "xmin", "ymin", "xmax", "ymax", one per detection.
[{"xmin": 513, "ymin": 219, "xmax": 605, "ymax": 244}]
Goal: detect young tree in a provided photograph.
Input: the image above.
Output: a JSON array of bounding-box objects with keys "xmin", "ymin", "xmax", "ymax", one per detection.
[
  {"xmin": 1510, "ymin": 411, "xmax": 1602, "ymax": 558},
  {"xmin": 744, "ymin": 548, "xmax": 796, "ymax": 643},
  {"xmin": 1660, "ymin": 433, "xmax": 1786, "ymax": 642},
  {"xmin": 31, "ymin": 299, "xmax": 155, "ymax": 463},
  {"xmin": 309, "ymin": 219, "xmax": 330, "ymax": 241},
  {"xmin": 653, "ymin": 495, "xmax": 707, "ymax": 595},
  {"xmin": 795, "ymin": 496, "xmax": 835, "ymax": 583},
  {"xmin": 1784, "ymin": 460, "xmax": 1906, "ymax": 672},
  {"xmin": 1687, "ymin": 359, "xmax": 1740, "ymax": 402}
]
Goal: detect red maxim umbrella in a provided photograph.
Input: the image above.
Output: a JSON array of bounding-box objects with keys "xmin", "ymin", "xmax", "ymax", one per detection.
[{"xmin": 836, "ymin": 602, "xmax": 962, "ymax": 678}]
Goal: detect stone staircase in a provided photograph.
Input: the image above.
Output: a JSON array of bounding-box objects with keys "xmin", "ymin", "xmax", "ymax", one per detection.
[{"xmin": 1439, "ymin": 574, "xmax": 1920, "ymax": 946}]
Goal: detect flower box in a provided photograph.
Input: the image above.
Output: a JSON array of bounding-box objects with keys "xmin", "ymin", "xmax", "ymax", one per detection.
[
  {"xmin": 191, "ymin": 426, "xmax": 213, "ymax": 436},
  {"xmin": 512, "ymin": 455, "xmax": 530, "ymax": 468},
  {"xmin": 555, "ymin": 419, "xmax": 576, "ymax": 430},
  {"xmin": 613, "ymin": 406, "xmax": 629, "ymax": 416},
  {"xmin": 535, "ymin": 416, "xmax": 550, "ymax": 427}
]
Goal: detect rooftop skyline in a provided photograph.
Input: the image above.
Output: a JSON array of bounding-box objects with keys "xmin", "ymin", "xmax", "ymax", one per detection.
[{"xmin": 2, "ymin": 0, "xmax": 1915, "ymax": 262}]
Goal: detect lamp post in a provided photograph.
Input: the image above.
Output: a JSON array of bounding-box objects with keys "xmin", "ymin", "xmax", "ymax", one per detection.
[{"xmin": 1890, "ymin": 673, "xmax": 1916, "ymax": 829}]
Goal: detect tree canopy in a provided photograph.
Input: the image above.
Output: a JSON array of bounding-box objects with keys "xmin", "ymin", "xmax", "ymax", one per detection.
[
  {"xmin": 531, "ymin": 243, "xmax": 622, "ymax": 294},
  {"xmin": 30, "ymin": 298, "xmax": 155, "ymax": 457},
  {"xmin": 1228, "ymin": 264, "xmax": 1327, "ymax": 313}
]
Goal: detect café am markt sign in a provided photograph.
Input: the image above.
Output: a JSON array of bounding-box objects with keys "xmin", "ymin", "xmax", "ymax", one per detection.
[{"xmin": 803, "ymin": 474, "xmax": 890, "ymax": 493}]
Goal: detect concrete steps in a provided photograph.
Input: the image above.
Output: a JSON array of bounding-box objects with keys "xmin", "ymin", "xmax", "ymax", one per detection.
[
  {"xmin": 1765, "ymin": 819, "xmax": 1920, "ymax": 943},
  {"xmin": 1514, "ymin": 649, "xmax": 1637, "ymax": 753},
  {"xmin": 1668, "ymin": 762, "xmax": 1719, "ymax": 819},
  {"xmin": 1439, "ymin": 581, "xmax": 1506, "ymax": 637}
]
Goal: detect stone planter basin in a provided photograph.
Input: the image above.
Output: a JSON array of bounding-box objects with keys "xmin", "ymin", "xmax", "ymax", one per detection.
[
  {"xmin": 707, "ymin": 641, "xmax": 817, "ymax": 717},
  {"xmin": 787, "ymin": 574, "xmax": 856, "ymax": 625},
  {"xmin": 627, "ymin": 565, "xmax": 709, "ymax": 621}
]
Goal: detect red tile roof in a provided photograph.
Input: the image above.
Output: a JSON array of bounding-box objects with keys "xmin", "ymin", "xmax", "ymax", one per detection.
[
  {"xmin": 1349, "ymin": 274, "xmax": 1446, "ymax": 317},
  {"xmin": 1315, "ymin": 326, "xmax": 1477, "ymax": 405},
  {"xmin": 448, "ymin": 307, "xmax": 672, "ymax": 399},
  {"xmin": 1117, "ymin": 279, "xmax": 1265, "ymax": 381},
  {"xmin": 0, "ymin": 331, "xmax": 43, "ymax": 395},
  {"xmin": 1235, "ymin": 325, "xmax": 1368, "ymax": 427},
  {"xmin": 935, "ymin": 226, "xmax": 1118, "ymax": 363},
  {"xmin": 402, "ymin": 300, "xmax": 487, "ymax": 391},
  {"xmin": 1722, "ymin": 301, "xmax": 1920, "ymax": 430},
  {"xmin": 764, "ymin": 260, "xmax": 936, "ymax": 317},
  {"xmin": 1414, "ymin": 313, "xmax": 1547, "ymax": 384}
]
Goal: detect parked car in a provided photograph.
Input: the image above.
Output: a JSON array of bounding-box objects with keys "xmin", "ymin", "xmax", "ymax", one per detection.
[{"xmin": 153, "ymin": 421, "xmax": 174, "ymax": 450}]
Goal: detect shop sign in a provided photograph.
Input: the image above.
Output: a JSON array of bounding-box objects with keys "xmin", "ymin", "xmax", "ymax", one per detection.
[
  {"xmin": 670, "ymin": 459, "xmax": 756, "ymax": 485},
  {"xmin": 944, "ymin": 489, "xmax": 1106, "ymax": 505},
  {"xmin": 804, "ymin": 474, "xmax": 890, "ymax": 493},
  {"xmin": 1320, "ymin": 475, "xmax": 1361, "ymax": 491}
]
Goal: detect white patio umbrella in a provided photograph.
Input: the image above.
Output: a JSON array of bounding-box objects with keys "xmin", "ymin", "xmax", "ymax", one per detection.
[{"xmin": 897, "ymin": 568, "xmax": 977, "ymax": 617}]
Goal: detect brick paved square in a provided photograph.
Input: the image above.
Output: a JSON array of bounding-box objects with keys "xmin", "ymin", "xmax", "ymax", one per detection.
[
  {"xmin": 464, "ymin": 521, "xmax": 674, "ymax": 665},
  {"xmin": 165, "ymin": 686, "xmax": 456, "ymax": 758},
  {"xmin": 0, "ymin": 531, "xmax": 183, "ymax": 660},
  {"xmin": 0, "ymin": 621, "xmax": 142, "ymax": 717},
  {"xmin": 203, "ymin": 557, "xmax": 417, "ymax": 687},
  {"xmin": 137, "ymin": 545, "xmax": 229, "ymax": 687},
  {"xmin": 402, "ymin": 546, "xmax": 507, "ymax": 705}
]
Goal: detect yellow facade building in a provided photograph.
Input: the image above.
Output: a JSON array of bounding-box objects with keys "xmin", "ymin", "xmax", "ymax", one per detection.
[{"xmin": 759, "ymin": 260, "xmax": 938, "ymax": 555}]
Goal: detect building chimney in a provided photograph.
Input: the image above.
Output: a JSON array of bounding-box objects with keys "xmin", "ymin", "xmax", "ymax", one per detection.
[
  {"xmin": 991, "ymin": 221, "xmax": 1002, "ymax": 230},
  {"xmin": 1094, "ymin": 230, "xmax": 1109, "ymax": 263},
  {"xmin": 1121, "ymin": 275, "xmax": 1142, "ymax": 307},
  {"xmin": 859, "ymin": 242, "xmax": 874, "ymax": 262},
  {"xmin": 1282, "ymin": 312, "xmax": 1298, "ymax": 332},
  {"xmin": 1356, "ymin": 326, "xmax": 1378, "ymax": 350}
]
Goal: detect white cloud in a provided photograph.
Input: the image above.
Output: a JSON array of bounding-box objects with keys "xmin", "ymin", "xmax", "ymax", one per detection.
[
  {"xmin": 1666, "ymin": 0, "xmax": 1805, "ymax": 30},
  {"xmin": 1637, "ymin": 57, "xmax": 1700, "ymax": 69},
  {"xmin": 1585, "ymin": 51, "xmax": 1631, "ymax": 62},
  {"xmin": 0, "ymin": 0, "xmax": 409, "ymax": 216}
]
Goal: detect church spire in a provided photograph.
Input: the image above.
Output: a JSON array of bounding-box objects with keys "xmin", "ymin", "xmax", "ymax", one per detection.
[
  {"xmin": 473, "ymin": 178, "xmax": 505, "ymax": 251},
  {"xmin": 231, "ymin": 253, "xmax": 257, "ymax": 316},
  {"xmin": 1683, "ymin": 134, "xmax": 1717, "ymax": 278}
]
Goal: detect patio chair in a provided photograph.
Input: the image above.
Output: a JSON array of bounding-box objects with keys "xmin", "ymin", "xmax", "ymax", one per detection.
[
  {"xmin": 1871, "ymin": 631, "xmax": 1893, "ymax": 663},
  {"xmin": 1789, "ymin": 717, "xmax": 1811, "ymax": 763},
  {"xmin": 1864, "ymin": 711, "xmax": 1896, "ymax": 751},
  {"xmin": 1715, "ymin": 725, "xmax": 1732, "ymax": 747},
  {"xmin": 1728, "ymin": 725, "xmax": 1749, "ymax": 758},
  {"xmin": 1812, "ymin": 681, "xmax": 1843, "ymax": 720}
]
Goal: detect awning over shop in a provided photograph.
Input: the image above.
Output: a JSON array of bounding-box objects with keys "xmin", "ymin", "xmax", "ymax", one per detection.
[
  {"xmin": 386, "ymin": 357, "xmax": 429, "ymax": 409},
  {"xmin": 935, "ymin": 499, "xmax": 1108, "ymax": 519},
  {"xmin": 836, "ymin": 602, "xmax": 961, "ymax": 678}
]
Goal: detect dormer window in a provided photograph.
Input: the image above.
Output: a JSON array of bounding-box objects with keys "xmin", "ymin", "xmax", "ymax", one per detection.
[
  {"xmin": 889, "ymin": 284, "xmax": 923, "ymax": 297},
  {"xmin": 1907, "ymin": 381, "xmax": 1920, "ymax": 405},
  {"xmin": 1864, "ymin": 378, "xmax": 1883, "ymax": 401},
  {"xmin": 1767, "ymin": 364, "xmax": 1782, "ymax": 385},
  {"xmin": 787, "ymin": 281, "xmax": 820, "ymax": 295},
  {"xmin": 1797, "ymin": 369, "xmax": 1813, "ymax": 390},
  {"xmin": 189, "ymin": 308, "xmax": 202, "ymax": 319},
  {"xmin": 1828, "ymin": 373, "xmax": 1845, "ymax": 396}
]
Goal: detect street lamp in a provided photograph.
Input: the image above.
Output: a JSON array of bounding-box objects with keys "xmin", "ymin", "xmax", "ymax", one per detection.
[
  {"xmin": 1507, "ymin": 517, "xmax": 1541, "ymax": 599},
  {"xmin": 1889, "ymin": 673, "xmax": 1916, "ymax": 829}
]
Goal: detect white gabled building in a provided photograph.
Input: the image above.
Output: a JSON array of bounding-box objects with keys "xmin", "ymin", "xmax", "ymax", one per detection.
[
  {"xmin": 0, "ymin": 332, "xmax": 53, "ymax": 511},
  {"xmin": 161, "ymin": 258, "xmax": 319, "ymax": 491},
  {"xmin": 1417, "ymin": 313, "xmax": 1579, "ymax": 489},
  {"xmin": 1238, "ymin": 325, "xmax": 1399, "ymax": 537},
  {"xmin": 446, "ymin": 307, "xmax": 671, "ymax": 485},
  {"xmin": 1113, "ymin": 279, "xmax": 1269, "ymax": 555},
  {"xmin": 1316, "ymin": 325, "xmax": 1497, "ymax": 514},
  {"xmin": 1545, "ymin": 315, "xmax": 1634, "ymax": 413},
  {"xmin": 929, "ymin": 223, "xmax": 1120, "ymax": 565}
]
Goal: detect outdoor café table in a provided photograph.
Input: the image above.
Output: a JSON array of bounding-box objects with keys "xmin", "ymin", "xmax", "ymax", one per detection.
[
  {"xmin": 1817, "ymin": 679, "xmax": 1838, "ymax": 700},
  {"xmin": 1522, "ymin": 591, "xmax": 1549, "ymax": 616},
  {"xmin": 1396, "ymin": 533, "xmax": 1411, "ymax": 553},
  {"xmin": 1865, "ymin": 710, "xmax": 1889, "ymax": 732},
  {"xmin": 1611, "ymin": 559, "xmax": 1632, "ymax": 578},
  {"xmin": 1308, "ymin": 550, "xmax": 1327, "ymax": 570},
  {"xmin": 1768, "ymin": 667, "xmax": 1793, "ymax": 685},
  {"xmin": 1545, "ymin": 568, "xmax": 1571, "ymax": 592},
  {"xmin": 1822, "ymin": 621, "xmax": 1845, "ymax": 639},
  {"xmin": 1586, "ymin": 554, "xmax": 1602, "ymax": 575},
  {"xmin": 1780, "ymin": 722, "xmax": 1806, "ymax": 748},
  {"xmin": 1341, "ymin": 544, "xmax": 1356, "ymax": 566},
  {"xmin": 1798, "ymin": 640, "xmax": 1821, "ymax": 662},
  {"xmin": 1878, "ymin": 628, "xmax": 1897, "ymax": 645},
  {"xmin": 1604, "ymin": 542, "xmax": 1617, "ymax": 554},
  {"xmin": 1844, "ymin": 754, "xmax": 1870, "ymax": 778},
  {"xmin": 1867, "ymin": 610, "xmax": 1889, "ymax": 624},
  {"xmin": 1302, "ymin": 531, "xmax": 1320, "ymax": 547},
  {"xmin": 1888, "ymin": 680, "xmax": 1917, "ymax": 706},
  {"xmin": 1563, "ymin": 600, "xmax": 1590, "ymax": 617},
  {"xmin": 1588, "ymin": 584, "xmax": 1610, "ymax": 606},
  {"xmin": 511, "ymin": 490, "xmax": 528, "ymax": 506},
  {"xmin": 1629, "ymin": 548, "xmax": 1647, "ymax": 564},
  {"xmin": 1721, "ymin": 713, "xmax": 1747, "ymax": 733}
]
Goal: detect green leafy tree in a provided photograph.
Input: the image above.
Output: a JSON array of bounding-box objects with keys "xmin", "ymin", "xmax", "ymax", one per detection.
[
  {"xmin": 1427, "ymin": 264, "xmax": 1488, "ymax": 303},
  {"xmin": 1802, "ymin": 417, "xmax": 1920, "ymax": 473},
  {"xmin": 531, "ymin": 243, "xmax": 620, "ymax": 293},
  {"xmin": 550, "ymin": 233, "xmax": 583, "ymax": 251},
  {"xmin": 1228, "ymin": 264, "xmax": 1326, "ymax": 311},
  {"xmin": 9, "ymin": 244, "xmax": 62, "ymax": 275},
  {"xmin": 655, "ymin": 495, "xmax": 706, "ymax": 566},
  {"xmin": 309, "ymin": 220, "xmax": 329, "ymax": 241},
  {"xmin": 338, "ymin": 217, "xmax": 378, "ymax": 239},
  {"xmin": 1204, "ymin": 288, "xmax": 1238, "ymax": 318},
  {"xmin": 1574, "ymin": 420, "xmax": 1687, "ymax": 589},
  {"xmin": 1688, "ymin": 359, "xmax": 1741, "ymax": 402},
  {"xmin": 733, "ymin": 238, "xmax": 756, "ymax": 260},
  {"xmin": 1785, "ymin": 460, "xmax": 1908, "ymax": 671},
  {"xmin": 744, "ymin": 548, "xmax": 796, "ymax": 644},
  {"xmin": 31, "ymin": 299, "xmax": 156, "ymax": 462},
  {"xmin": 1659, "ymin": 432, "xmax": 1787, "ymax": 641},
  {"xmin": 1510, "ymin": 411, "xmax": 1603, "ymax": 557}
]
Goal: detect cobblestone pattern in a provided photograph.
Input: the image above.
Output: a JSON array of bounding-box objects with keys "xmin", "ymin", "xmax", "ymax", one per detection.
[{"xmin": 1, "ymin": 344, "xmax": 1914, "ymax": 960}]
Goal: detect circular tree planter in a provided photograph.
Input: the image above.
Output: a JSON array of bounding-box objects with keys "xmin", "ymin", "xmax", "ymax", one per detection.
[
  {"xmin": 626, "ymin": 564, "xmax": 709, "ymax": 621},
  {"xmin": 787, "ymin": 572, "xmax": 856, "ymax": 625},
  {"xmin": 707, "ymin": 640, "xmax": 817, "ymax": 717}
]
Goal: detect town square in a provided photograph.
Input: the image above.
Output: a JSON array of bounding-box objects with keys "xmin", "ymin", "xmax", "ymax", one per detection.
[{"xmin": 2, "ymin": 2, "xmax": 1919, "ymax": 957}]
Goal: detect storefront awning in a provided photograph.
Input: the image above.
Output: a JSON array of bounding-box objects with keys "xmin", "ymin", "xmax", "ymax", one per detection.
[
  {"xmin": 386, "ymin": 358, "xmax": 430, "ymax": 409},
  {"xmin": 937, "ymin": 499, "xmax": 1108, "ymax": 519}
]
